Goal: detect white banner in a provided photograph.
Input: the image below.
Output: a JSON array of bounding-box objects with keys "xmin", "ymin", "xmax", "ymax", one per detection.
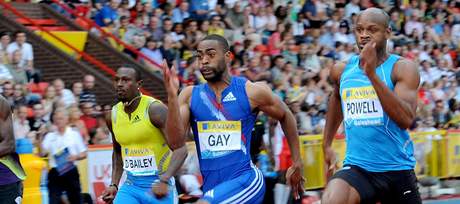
[{"xmin": 87, "ymin": 148, "xmax": 113, "ymax": 199}]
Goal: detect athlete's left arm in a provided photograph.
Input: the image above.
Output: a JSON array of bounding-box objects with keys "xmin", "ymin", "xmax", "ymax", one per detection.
[
  {"xmin": 368, "ymin": 58, "xmax": 420, "ymax": 129},
  {"xmin": 148, "ymin": 102, "xmax": 187, "ymax": 182},
  {"xmin": 247, "ymin": 82, "xmax": 305, "ymax": 199}
]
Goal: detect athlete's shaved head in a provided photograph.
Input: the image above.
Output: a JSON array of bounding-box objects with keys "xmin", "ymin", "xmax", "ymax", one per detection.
[
  {"xmin": 354, "ymin": 8, "xmax": 392, "ymax": 52},
  {"xmin": 357, "ymin": 8, "xmax": 390, "ymax": 29}
]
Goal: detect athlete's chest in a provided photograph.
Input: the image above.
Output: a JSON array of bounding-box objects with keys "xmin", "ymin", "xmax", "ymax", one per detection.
[
  {"xmin": 340, "ymin": 69, "xmax": 386, "ymax": 127},
  {"xmin": 192, "ymin": 88, "xmax": 252, "ymax": 121}
]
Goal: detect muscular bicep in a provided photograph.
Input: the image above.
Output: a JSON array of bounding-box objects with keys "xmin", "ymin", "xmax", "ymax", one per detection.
[
  {"xmin": 148, "ymin": 102, "xmax": 168, "ymax": 135},
  {"xmin": 393, "ymin": 60, "xmax": 420, "ymax": 113},
  {"xmin": 249, "ymin": 82, "xmax": 287, "ymax": 120}
]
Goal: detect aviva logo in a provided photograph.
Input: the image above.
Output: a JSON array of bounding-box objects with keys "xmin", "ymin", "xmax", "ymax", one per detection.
[
  {"xmin": 132, "ymin": 115, "xmax": 141, "ymax": 123},
  {"xmin": 342, "ymin": 86, "xmax": 377, "ymax": 100}
]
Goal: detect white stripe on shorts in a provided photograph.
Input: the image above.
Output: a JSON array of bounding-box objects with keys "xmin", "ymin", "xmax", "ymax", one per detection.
[{"xmin": 220, "ymin": 167, "xmax": 264, "ymax": 204}]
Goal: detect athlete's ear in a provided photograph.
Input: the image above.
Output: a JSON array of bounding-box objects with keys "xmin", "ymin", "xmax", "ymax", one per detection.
[
  {"xmin": 385, "ymin": 26, "xmax": 392, "ymax": 38},
  {"xmin": 224, "ymin": 50, "xmax": 231, "ymax": 61},
  {"xmin": 137, "ymin": 79, "xmax": 143, "ymax": 88}
]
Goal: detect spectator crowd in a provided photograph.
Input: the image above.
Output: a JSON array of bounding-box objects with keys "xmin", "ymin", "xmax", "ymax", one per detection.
[{"xmin": 59, "ymin": 0, "xmax": 460, "ymax": 134}]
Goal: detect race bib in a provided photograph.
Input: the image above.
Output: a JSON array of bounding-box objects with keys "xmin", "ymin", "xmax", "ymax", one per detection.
[
  {"xmin": 342, "ymin": 86, "xmax": 384, "ymax": 126},
  {"xmin": 197, "ymin": 121, "xmax": 242, "ymax": 152},
  {"xmin": 122, "ymin": 147, "xmax": 157, "ymax": 176}
]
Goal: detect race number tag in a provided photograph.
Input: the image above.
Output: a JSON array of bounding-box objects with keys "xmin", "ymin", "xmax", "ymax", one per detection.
[
  {"xmin": 342, "ymin": 86, "xmax": 384, "ymax": 126},
  {"xmin": 197, "ymin": 121, "xmax": 242, "ymax": 152},
  {"xmin": 122, "ymin": 147, "xmax": 157, "ymax": 176}
]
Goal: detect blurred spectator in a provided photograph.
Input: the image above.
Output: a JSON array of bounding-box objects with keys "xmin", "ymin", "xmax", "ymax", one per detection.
[
  {"xmin": 53, "ymin": 78, "xmax": 76, "ymax": 108},
  {"xmin": 29, "ymin": 103, "xmax": 48, "ymax": 132},
  {"xmin": 6, "ymin": 50, "xmax": 28, "ymax": 85},
  {"xmin": 182, "ymin": 19, "xmax": 200, "ymax": 54},
  {"xmin": 2, "ymin": 81, "xmax": 15, "ymax": 107},
  {"xmin": 68, "ymin": 105, "xmax": 89, "ymax": 143},
  {"xmin": 344, "ymin": 0, "xmax": 360, "ymax": 18},
  {"xmin": 0, "ymin": 32, "xmax": 11, "ymax": 64},
  {"xmin": 299, "ymin": 43, "xmax": 321, "ymax": 74},
  {"xmin": 433, "ymin": 99, "xmax": 452, "ymax": 128},
  {"xmin": 39, "ymin": 109, "xmax": 87, "ymax": 204},
  {"xmin": 79, "ymin": 101, "xmax": 98, "ymax": 134},
  {"xmin": 189, "ymin": 0, "xmax": 209, "ymax": 21},
  {"xmin": 171, "ymin": 22, "xmax": 185, "ymax": 43},
  {"xmin": 140, "ymin": 38, "xmax": 163, "ymax": 70},
  {"xmin": 208, "ymin": 15, "xmax": 225, "ymax": 36},
  {"xmin": 79, "ymin": 74, "xmax": 97, "ymax": 105},
  {"xmin": 71, "ymin": 81, "xmax": 83, "ymax": 103},
  {"xmin": 115, "ymin": 16, "xmax": 143, "ymax": 46},
  {"xmin": 118, "ymin": 0, "xmax": 131, "ymax": 18},
  {"xmin": 172, "ymin": 1, "xmax": 190, "ymax": 23},
  {"xmin": 42, "ymin": 85, "xmax": 60, "ymax": 121},
  {"xmin": 0, "ymin": 57, "xmax": 14, "ymax": 84},
  {"xmin": 94, "ymin": 0, "xmax": 120, "ymax": 27},
  {"xmin": 145, "ymin": 16, "xmax": 164, "ymax": 42},
  {"xmin": 6, "ymin": 31, "xmax": 33, "ymax": 69},
  {"xmin": 12, "ymin": 84, "xmax": 27, "ymax": 107},
  {"xmin": 13, "ymin": 105, "xmax": 31, "ymax": 141},
  {"xmin": 91, "ymin": 114, "xmax": 111, "ymax": 144}
]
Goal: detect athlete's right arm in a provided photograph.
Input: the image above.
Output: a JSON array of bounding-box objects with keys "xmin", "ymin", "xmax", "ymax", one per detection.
[
  {"xmin": 0, "ymin": 96, "xmax": 14, "ymax": 157},
  {"xmin": 102, "ymin": 110, "xmax": 123, "ymax": 203},
  {"xmin": 323, "ymin": 62, "xmax": 345, "ymax": 179},
  {"xmin": 162, "ymin": 60, "xmax": 192, "ymax": 144}
]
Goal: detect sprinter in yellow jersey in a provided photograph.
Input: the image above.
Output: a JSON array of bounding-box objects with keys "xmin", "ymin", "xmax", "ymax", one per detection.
[{"xmin": 102, "ymin": 66, "xmax": 187, "ymax": 204}]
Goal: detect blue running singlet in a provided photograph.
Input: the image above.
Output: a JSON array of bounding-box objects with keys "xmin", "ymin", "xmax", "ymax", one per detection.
[
  {"xmin": 339, "ymin": 54, "xmax": 416, "ymax": 172},
  {"xmin": 190, "ymin": 76, "xmax": 265, "ymax": 203}
]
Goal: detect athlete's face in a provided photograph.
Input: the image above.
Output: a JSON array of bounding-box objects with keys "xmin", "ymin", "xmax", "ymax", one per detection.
[
  {"xmin": 196, "ymin": 40, "xmax": 230, "ymax": 82},
  {"xmin": 354, "ymin": 15, "xmax": 391, "ymax": 52},
  {"xmin": 114, "ymin": 67, "xmax": 141, "ymax": 102}
]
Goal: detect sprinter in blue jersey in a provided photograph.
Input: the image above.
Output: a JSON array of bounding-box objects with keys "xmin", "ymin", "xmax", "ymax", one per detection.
[
  {"xmin": 321, "ymin": 8, "xmax": 422, "ymax": 204},
  {"xmin": 161, "ymin": 34, "xmax": 305, "ymax": 204}
]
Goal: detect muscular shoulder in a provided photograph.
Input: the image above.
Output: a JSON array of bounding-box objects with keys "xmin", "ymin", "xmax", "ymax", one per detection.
[
  {"xmin": 246, "ymin": 81, "xmax": 274, "ymax": 108},
  {"xmin": 392, "ymin": 57, "xmax": 420, "ymax": 85},
  {"xmin": 179, "ymin": 86, "xmax": 194, "ymax": 105},
  {"xmin": 148, "ymin": 101, "xmax": 168, "ymax": 128},
  {"xmin": 330, "ymin": 61, "xmax": 346, "ymax": 86}
]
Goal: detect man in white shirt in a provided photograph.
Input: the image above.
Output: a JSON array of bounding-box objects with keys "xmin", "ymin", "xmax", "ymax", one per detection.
[
  {"xmin": 6, "ymin": 31, "xmax": 33, "ymax": 69},
  {"xmin": 53, "ymin": 78, "xmax": 76, "ymax": 108},
  {"xmin": 39, "ymin": 108, "xmax": 87, "ymax": 204}
]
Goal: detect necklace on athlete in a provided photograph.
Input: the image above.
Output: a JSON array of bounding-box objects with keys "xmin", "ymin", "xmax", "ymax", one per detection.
[{"xmin": 124, "ymin": 95, "xmax": 141, "ymax": 107}]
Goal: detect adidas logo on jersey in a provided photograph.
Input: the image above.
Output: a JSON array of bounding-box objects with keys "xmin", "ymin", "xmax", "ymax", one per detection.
[
  {"xmin": 204, "ymin": 189, "xmax": 214, "ymax": 198},
  {"xmin": 132, "ymin": 115, "xmax": 141, "ymax": 123},
  {"xmin": 222, "ymin": 92, "xmax": 236, "ymax": 102}
]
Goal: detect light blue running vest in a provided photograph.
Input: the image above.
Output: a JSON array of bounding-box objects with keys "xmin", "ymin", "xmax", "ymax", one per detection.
[{"xmin": 339, "ymin": 54, "xmax": 416, "ymax": 172}]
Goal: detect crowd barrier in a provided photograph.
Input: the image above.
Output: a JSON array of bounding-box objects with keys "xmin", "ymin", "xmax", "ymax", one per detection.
[{"xmin": 17, "ymin": 130, "xmax": 460, "ymax": 203}]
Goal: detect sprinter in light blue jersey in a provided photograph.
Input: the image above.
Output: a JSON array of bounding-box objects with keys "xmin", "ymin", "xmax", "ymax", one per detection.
[
  {"xmin": 161, "ymin": 35, "xmax": 305, "ymax": 204},
  {"xmin": 321, "ymin": 8, "xmax": 421, "ymax": 204}
]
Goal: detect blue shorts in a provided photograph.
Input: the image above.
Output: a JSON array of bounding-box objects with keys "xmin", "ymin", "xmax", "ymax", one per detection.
[
  {"xmin": 201, "ymin": 166, "xmax": 265, "ymax": 204},
  {"xmin": 114, "ymin": 177, "xmax": 178, "ymax": 204}
]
